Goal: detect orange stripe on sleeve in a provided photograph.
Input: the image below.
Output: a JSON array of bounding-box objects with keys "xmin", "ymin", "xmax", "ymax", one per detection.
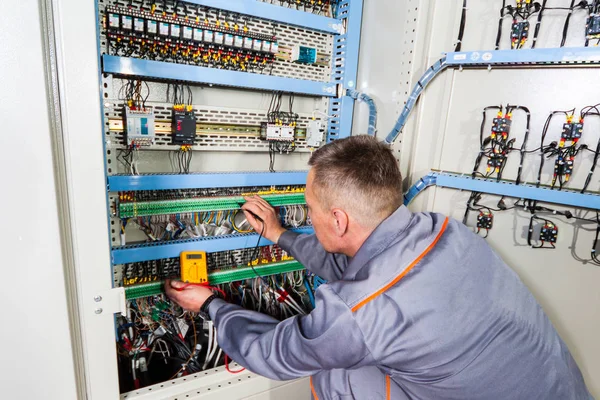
[
  {"xmin": 351, "ymin": 217, "xmax": 449, "ymax": 312},
  {"xmin": 310, "ymin": 376, "xmax": 319, "ymax": 400},
  {"xmin": 386, "ymin": 375, "xmax": 391, "ymax": 400}
]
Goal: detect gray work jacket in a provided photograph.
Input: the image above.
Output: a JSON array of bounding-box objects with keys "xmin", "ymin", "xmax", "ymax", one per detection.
[{"xmin": 209, "ymin": 206, "xmax": 592, "ymax": 399}]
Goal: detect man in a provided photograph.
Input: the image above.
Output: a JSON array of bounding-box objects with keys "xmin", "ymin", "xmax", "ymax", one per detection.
[{"xmin": 166, "ymin": 135, "xmax": 592, "ymax": 399}]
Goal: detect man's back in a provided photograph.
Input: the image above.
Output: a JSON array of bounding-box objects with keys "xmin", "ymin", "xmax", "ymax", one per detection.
[{"xmin": 327, "ymin": 208, "xmax": 590, "ymax": 399}]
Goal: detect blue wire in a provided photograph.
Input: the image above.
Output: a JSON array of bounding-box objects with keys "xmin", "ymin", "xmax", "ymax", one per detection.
[
  {"xmin": 304, "ymin": 279, "xmax": 315, "ymax": 308},
  {"xmin": 313, "ymin": 276, "xmax": 327, "ymax": 291}
]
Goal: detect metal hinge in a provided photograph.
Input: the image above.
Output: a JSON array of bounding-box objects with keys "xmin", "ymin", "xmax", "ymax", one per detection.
[{"xmin": 93, "ymin": 287, "xmax": 126, "ymax": 317}]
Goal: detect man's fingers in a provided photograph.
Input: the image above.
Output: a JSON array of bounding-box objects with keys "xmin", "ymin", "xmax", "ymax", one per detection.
[
  {"xmin": 164, "ymin": 280, "xmax": 180, "ymax": 302},
  {"xmin": 243, "ymin": 195, "xmax": 273, "ymax": 212},
  {"xmin": 242, "ymin": 209, "xmax": 257, "ymax": 224},
  {"xmin": 242, "ymin": 209, "xmax": 263, "ymax": 232},
  {"xmin": 250, "ymin": 195, "xmax": 273, "ymax": 210},
  {"xmin": 169, "ymin": 280, "xmax": 187, "ymax": 290},
  {"xmin": 242, "ymin": 201, "xmax": 268, "ymax": 218}
]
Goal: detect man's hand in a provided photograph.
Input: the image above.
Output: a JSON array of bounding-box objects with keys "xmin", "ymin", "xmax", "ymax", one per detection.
[
  {"xmin": 165, "ymin": 279, "xmax": 214, "ymax": 312},
  {"xmin": 241, "ymin": 195, "xmax": 287, "ymax": 243}
]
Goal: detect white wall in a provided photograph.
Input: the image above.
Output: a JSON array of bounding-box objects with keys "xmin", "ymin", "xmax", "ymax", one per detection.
[{"xmin": 0, "ymin": 0, "xmax": 78, "ymax": 398}]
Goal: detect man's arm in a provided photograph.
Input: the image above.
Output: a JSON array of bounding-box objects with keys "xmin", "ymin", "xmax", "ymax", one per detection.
[
  {"xmin": 209, "ymin": 284, "xmax": 373, "ymax": 380},
  {"xmin": 278, "ymin": 231, "xmax": 347, "ymax": 281},
  {"xmin": 242, "ymin": 195, "xmax": 347, "ymax": 281}
]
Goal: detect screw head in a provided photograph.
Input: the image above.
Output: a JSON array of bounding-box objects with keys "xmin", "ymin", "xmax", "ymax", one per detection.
[
  {"xmin": 95, "ymin": 308, "xmax": 103, "ymax": 315},
  {"xmin": 94, "ymin": 295, "xmax": 102, "ymax": 302}
]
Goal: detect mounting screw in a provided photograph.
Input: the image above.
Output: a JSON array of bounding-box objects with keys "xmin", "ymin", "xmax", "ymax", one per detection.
[
  {"xmin": 94, "ymin": 295, "xmax": 103, "ymax": 302},
  {"xmin": 95, "ymin": 308, "xmax": 103, "ymax": 315}
]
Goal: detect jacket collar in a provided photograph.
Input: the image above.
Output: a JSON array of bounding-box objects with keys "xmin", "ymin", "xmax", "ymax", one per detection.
[{"xmin": 342, "ymin": 205, "xmax": 413, "ymax": 281}]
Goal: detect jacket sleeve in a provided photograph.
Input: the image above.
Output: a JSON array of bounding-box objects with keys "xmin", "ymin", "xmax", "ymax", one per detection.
[
  {"xmin": 209, "ymin": 285, "xmax": 374, "ymax": 381},
  {"xmin": 278, "ymin": 231, "xmax": 347, "ymax": 281}
]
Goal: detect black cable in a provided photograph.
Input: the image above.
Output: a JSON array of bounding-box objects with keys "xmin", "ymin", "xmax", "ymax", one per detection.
[
  {"xmin": 495, "ymin": 0, "xmax": 507, "ymax": 49},
  {"xmin": 509, "ymin": 104, "xmax": 531, "ymax": 185},
  {"xmin": 247, "ymin": 222, "xmax": 269, "ymax": 284},
  {"xmin": 455, "ymin": 0, "xmax": 467, "ymax": 51},
  {"xmin": 591, "ymin": 212, "xmax": 600, "ymax": 264},
  {"xmin": 472, "ymin": 106, "xmax": 503, "ymax": 177},
  {"xmin": 269, "ymin": 142, "xmax": 276, "ymax": 172},
  {"xmin": 561, "ymin": 0, "xmax": 577, "ymax": 47},
  {"xmin": 531, "ymin": 0, "xmax": 547, "ymax": 48},
  {"xmin": 582, "ymin": 137, "xmax": 600, "ymax": 193},
  {"xmin": 536, "ymin": 110, "xmax": 575, "ymax": 187},
  {"xmin": 527, "ymin": 214, "xmax": 556, "ymax": 249}
]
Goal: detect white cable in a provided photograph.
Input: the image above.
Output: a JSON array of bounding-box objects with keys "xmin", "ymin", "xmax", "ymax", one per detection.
[
  {"xmin": 279, "ymin": 286, "xmax": 306, "ymax": 315},
  {"xmin": 203, "ymin": 322, "xmax": 214, "ymax": 370},
  {"xmin": 126, "ymin": 306, "xmax": 134, "ymax": 341},
  {"xmin": 207, "ymin": 324, "xmax": 219, "ymax": 367},
  {"xmin": 312, "ymin": 110, "xmax": 335, "ymax": 120},
  {"xmin": 213, "ymin": 348, "xmax": 222, "ymax": 368},
  {"xmin": 131, "ymin": 359, "xmax": 137, "ymax": 381},
  {"xmin": 284, "ymin": 297, "xmax": 306, "ymax": 315}
]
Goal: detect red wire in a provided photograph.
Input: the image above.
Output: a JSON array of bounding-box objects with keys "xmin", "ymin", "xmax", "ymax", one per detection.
[
  {"xmin": 175, "ymin": 282, "xmax": 227, "ymax": 300},
  {"xmin": 224, "ymin": 354, "xmax": 245, "ymax": 374}
]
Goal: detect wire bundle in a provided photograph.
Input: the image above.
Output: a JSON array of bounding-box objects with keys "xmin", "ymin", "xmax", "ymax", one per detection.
[
  {"xmin": 259, "ymin": 0, "xmax": 338, "ymax": 17},
  {"xmin": 266, "ymin": 92, "xmax": 298, "ymax": 172},
  {"xmin": 117, "ymin": 269, "xmax": 320, "ymax": 391}
]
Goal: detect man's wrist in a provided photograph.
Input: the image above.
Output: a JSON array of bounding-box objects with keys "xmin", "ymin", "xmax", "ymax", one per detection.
[
  {"xmin": 199, "ymin": 294, "xmax": 218, "ymax": 319},
  {"xmin": 270, "ymin": 227, "xmax": 287, "ymax": 244}
]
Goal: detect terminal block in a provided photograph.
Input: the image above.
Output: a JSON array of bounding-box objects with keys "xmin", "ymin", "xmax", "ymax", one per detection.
[{"xmin": 105, "ymin": 5, "xmax": 278, "ymax": 71}]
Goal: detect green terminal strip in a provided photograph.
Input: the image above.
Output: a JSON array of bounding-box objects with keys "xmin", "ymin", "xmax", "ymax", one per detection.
[
  {"xmin": 119, "ymin": 192, "xmax": 306, "ymax": 218},
  {"xmin": 124, "ymin": 260, "xmax": 305, "ymax": 300}
]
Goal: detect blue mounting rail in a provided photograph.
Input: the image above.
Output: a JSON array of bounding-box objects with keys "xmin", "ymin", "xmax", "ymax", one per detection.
[
  {"xmin": 385, "ymin": 47, "xmax": 600, "ymax": 145},
  {"xmin": 112, "ymin": 226, "xmax": 314, "ymax": 264},
  {"xmin": 103, "ymin": 55, "xmax": 337, "ymax": 97},
  {"xmin": 331, "ymin": 0, "xmax": 363, "ymax": 141},
  {"xmin": 446, "ymin": 47, "xmax": 600, "ymax": 67},
  {"xmin": 183, "ymin": 0, "xmax": 342, "ymax": 34},
  {"xmin": 405, "ymin": 172, "xmax": 600, "ymax": 210},
  {"xmin": 108, "ymin": 171, "xmax": 308, "ymax": 192}
]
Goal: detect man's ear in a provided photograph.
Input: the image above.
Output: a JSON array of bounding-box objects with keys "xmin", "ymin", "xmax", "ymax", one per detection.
[{"xmin": 332, "ymin": 208, "xmax": 349, "ymax": 237}]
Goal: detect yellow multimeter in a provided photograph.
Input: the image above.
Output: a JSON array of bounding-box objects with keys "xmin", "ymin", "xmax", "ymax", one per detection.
[{"xmin": 180, "ymin": 251, "xmax": 209, "ymax": 284}]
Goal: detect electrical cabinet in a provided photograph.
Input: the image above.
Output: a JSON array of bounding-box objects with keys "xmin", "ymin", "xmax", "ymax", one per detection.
[
  {"xmin": 44, "ymin": 0, "xmax": 364, "ymax": 398},
  {"xmin": 16, "ymin": 0, "xmax": 600, "ymax": 398}
]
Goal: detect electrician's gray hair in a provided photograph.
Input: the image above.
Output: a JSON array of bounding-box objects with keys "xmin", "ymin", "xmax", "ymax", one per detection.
[{"xmin": 308, "ymin": 135, "xmax": 403, "ymax": 227}]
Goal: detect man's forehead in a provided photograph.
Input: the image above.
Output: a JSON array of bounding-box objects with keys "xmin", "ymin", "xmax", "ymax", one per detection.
[
  {"xmin": 305, "ymin": 170, "xmax": 316, "ymax": 203},
  {"xmin": 305, "ymin": 169, "xmax": 315, "ymax": 190}
]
